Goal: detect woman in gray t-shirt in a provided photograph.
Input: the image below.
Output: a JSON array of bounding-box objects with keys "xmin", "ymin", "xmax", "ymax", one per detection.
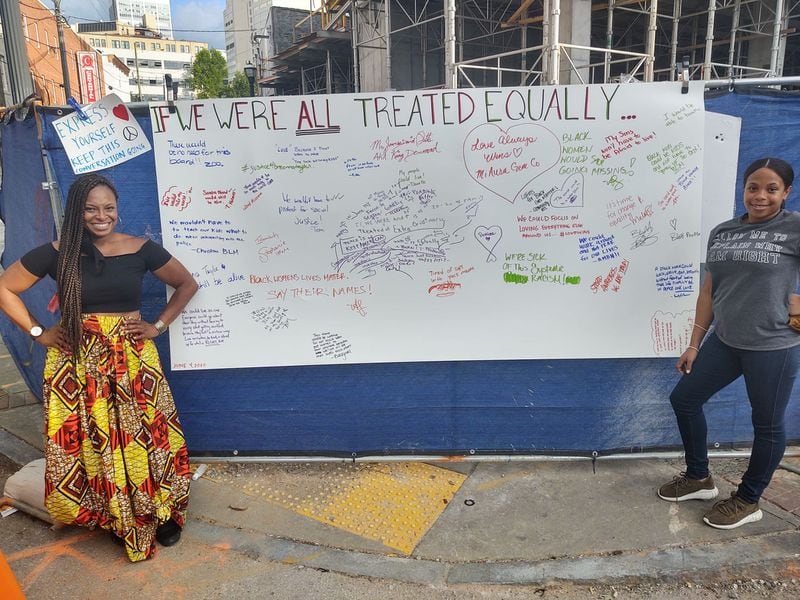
[{"xmin": 656, "ymin": 157, "xmax": 800, "ymax": 530}]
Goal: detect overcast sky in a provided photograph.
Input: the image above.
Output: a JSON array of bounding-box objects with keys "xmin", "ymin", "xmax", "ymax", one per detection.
[{"xmin": 44, "ymin": 0, "xmax": 315, "ymax": 50}]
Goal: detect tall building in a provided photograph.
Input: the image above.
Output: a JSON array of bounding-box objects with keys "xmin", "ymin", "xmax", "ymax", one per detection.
[
  {"xmin": 111, "ymin": 0, "xmax": 173, "ymax": 39},
  {"xmin": 223, "ymin": 0, "xmax": 254, "ymax": 78},
  {"xmin": 224, "ymin": 0, "xmax": 312, "ymax": 79}
]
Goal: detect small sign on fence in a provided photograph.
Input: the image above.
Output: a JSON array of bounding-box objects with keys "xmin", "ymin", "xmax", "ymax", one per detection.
[{"xmin": 52, "ymin": 93, "xmax": 151, "ymax": 174}]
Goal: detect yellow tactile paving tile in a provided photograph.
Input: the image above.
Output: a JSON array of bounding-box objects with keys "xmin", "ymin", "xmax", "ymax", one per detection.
[{"xmin": 206, "ymin": 462, "xmax": 466, "ymax": 554}]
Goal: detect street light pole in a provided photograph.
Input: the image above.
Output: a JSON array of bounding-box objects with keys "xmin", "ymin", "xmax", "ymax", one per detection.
[
  {"xmin": 53, "ymin": 0, "xmax": 72, "ymax": 100},
  {"xmin": 252, "ymin": 33, "xmax": 269, "ymax": 79},
  {"xmin": 244, "ymin": 62, "xmax": 256, "ymax": 97}
]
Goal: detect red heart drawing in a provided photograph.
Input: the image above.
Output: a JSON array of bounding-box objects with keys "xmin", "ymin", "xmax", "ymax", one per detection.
[
  {"xmin": 112, "ymin": 104, "xmax": 129, "ymax": 121},
  {"xmin": 463, "ymin": 123, "xmax": 561, "ymax": 203}
]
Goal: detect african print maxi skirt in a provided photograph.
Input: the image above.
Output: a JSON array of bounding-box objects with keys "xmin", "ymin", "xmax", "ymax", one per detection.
[{"xmin": 42, "ymin": 315, "xmax": 191, "ymax": 562}]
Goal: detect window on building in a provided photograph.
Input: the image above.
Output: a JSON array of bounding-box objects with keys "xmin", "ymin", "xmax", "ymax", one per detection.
[
  {"xmin": 149, "ymin": 79, "xmax": 158, "ymax": 85},
  {"xmin": 140, "ymin": 61, "xmax": 149, "ymax": 67},
  {"xmin": 154, "ymin": 61, "xmax": 162, "ymax": 67},
  {"xmin": 126, "ymin": 59, "xmax": 134, "ymax": 66},
  {"xmin": 167, "ymin": 44, "xmax": 176, "ymax": 52},
  {"xmin": 100, "ymin": 39, "xmax": 107, "ymax": 48},
  {"xmin": 22, "ymin": 16, "xmax": 28, "ymax": 37},
  {"xmin": 123, "ymin": 41, "xmax": 130, "ymax": 49},
  {"xmin": 112, "ymin": 40, "xmax": 120, "ymax": 48}
]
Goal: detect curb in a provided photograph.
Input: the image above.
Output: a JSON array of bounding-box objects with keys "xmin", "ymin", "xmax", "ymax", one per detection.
[{"xmin": 186, "ymin": 519, "xmax": 800, "ymax": 586}]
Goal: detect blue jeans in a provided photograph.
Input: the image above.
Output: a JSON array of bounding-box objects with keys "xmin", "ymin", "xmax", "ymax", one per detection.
[{"xmin": 669, "ymin": 332, "xmax": 800, "ymax": 503}]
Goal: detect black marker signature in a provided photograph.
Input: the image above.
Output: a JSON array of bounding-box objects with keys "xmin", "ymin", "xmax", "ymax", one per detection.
[{"xmin": 630, "ymin": 222, "xmax": 658, "ymax": 249}]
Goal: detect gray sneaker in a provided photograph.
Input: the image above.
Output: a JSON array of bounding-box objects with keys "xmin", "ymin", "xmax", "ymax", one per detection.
[
  {"xmin": 703, "ymin": 492, "xmax": 763, "ymax": 529},
  {"xmin": 657, "ymin": 472, "xmax": 719, "ymax": 501}
]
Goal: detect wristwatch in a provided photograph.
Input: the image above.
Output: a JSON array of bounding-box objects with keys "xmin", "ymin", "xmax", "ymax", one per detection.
[{"xmin": 29, "ymin": 325, "xmax": 44, "ymax": 339}]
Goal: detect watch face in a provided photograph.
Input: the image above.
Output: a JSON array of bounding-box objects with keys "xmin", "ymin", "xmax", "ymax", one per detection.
[{"xmin": 30, "ymin": 326, "xmax": 44, "ymax": 338}]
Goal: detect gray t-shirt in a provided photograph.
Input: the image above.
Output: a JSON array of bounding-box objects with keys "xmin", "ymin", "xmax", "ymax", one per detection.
[{"xmin": 706, "ymin": 210, "xmax": 800, "ymax": 350}]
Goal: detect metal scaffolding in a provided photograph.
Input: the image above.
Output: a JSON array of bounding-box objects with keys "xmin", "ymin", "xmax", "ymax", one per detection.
[
  {"xmin": 266, "ymin": 1, "xmax": 800, "ymax": 94},
  {"xmin": 263, "ymin": 29, "xmax": 354, "ymax": 95}
]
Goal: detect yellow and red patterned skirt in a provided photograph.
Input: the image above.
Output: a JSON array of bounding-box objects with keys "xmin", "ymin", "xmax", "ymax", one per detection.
[{"xmin": 42, "ymin": 314, "xmax": 191, "ymax": 562}]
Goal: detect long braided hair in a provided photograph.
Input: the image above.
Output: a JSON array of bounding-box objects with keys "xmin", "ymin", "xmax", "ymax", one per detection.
[{"xmin": 57, "ymin": 174, "xmax": 119, "ymax": 356}]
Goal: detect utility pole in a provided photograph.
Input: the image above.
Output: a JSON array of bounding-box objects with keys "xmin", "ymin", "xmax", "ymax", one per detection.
[
  {"xmin": 0, "ymin": 0, "xmax": 35, "ymax": 103},
  {"xmin": 133, "ymin": 41, "xmax": 142, "ymax": 101},
  {"xmin": 52, "ymin": 0, "xmax": 72, "ymax": 100}
]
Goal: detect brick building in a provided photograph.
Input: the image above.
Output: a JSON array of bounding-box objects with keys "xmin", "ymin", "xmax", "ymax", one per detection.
[{"xmin": 19, "ymin": 0, "xmax": 105, "ymax": 104}]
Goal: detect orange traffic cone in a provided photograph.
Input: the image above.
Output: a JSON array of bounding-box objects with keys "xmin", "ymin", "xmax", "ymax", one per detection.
[{"xmin": 0, "ymin": 549, "xmax": 25, "ymax": 599}]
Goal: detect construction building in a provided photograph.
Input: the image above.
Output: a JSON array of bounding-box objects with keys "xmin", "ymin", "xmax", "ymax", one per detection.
[{"xmin": 258, "ymin": 0, "xmax": 800, "ymax": 95}]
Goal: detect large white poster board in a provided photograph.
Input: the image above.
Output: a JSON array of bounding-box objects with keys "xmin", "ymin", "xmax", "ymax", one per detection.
[{"xmin": 150, "ymin": 82, "xmax": 706, "ymax": 370}]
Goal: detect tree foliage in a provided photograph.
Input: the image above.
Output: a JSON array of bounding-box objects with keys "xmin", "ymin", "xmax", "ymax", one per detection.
[
  {"xmin": 221, "ymin": 72, "xmax": 253, "ymax": 98},
  {"xmin": 186, "ymin": 48, "xmax": 227, "ymax": 99}
]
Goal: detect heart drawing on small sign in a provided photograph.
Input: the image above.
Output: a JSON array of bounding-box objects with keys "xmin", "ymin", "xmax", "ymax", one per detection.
[
  {"xmin": 463, "ymin": 123, "xmax": 561, "ymax": 203},
  {"xmin": 112, "ymin": 104, "xmax": 130, "ymax": 121},
  {"xmin": 550, "ymin": 173, "xmax": 585, "ymax": 208},
  {"xmin": 474, "ymin": 225, "xmax": 503, "ymax": 262}
]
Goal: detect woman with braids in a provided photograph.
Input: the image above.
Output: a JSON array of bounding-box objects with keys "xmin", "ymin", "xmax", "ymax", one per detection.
[{"xmin": 0, "ymin": 173, "xmax": 198, "ymax": 561}]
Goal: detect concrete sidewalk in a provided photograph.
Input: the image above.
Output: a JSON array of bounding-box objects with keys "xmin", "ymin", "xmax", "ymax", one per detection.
[
  {"xmin": 1, "ymin": 397, "xmax": 799, "ymax": 597},
  {"xmin": 0, "ymin": 311, "xmax": 799, "ymax": 597}
]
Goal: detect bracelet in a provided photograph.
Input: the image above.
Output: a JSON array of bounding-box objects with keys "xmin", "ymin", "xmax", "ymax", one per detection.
[
  {"xmin": 687, "ymin": 345, "xmax": 700, "ymax": 352},
  {"xmin": 153, "ymin": 319, "xmax": 168, "ymax": 335},
  {"xmin": 693, "ymin": 323, "xmax": 709, "ymax": 332}
]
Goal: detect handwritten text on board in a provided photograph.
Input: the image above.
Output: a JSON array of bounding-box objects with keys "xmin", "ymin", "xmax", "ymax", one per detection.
[{"xmin": 151, "ymin": 83, "xmax": 706, "ymax": 369}]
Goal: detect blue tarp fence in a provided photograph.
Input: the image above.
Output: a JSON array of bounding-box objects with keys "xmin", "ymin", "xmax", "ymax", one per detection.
[{"xmin": 1, "ymin": 88, "xmax": 799, "ymax": 457}]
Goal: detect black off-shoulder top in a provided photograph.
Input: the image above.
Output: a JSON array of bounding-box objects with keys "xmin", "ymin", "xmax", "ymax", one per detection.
[{"xmin": 20, "ymin": 240, "xmax": 172, "ymax": 312}]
